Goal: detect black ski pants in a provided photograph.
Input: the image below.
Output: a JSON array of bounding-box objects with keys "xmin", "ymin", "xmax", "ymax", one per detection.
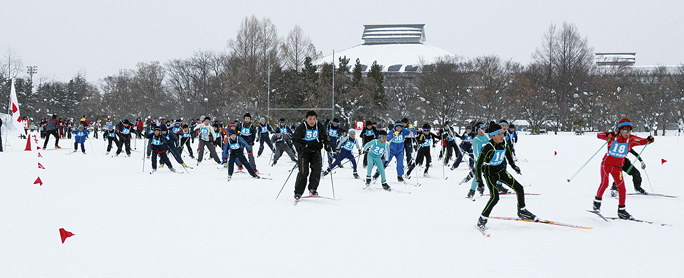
[
  {"xmin": 294, "ymin": 150, "xmax": 322, "ymax": 196},
  {"xmin": 480, "ymin": 169, "xmax": 526, "ymax": 218}
]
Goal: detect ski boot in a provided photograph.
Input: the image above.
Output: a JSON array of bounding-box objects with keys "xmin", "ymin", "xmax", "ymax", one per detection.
[
  {"xmin": 227, "ymin": 175, "xmax": 232, "ymax": 181},
  {"xmin": 634, "ymin": 187, "xmax": 647, "ymax": 194},
  {"xmin": 477, "ymin": 216, "xmax": 488, "ymax": 230},
  {"xmin": 517, "ymin": 207, "xmax": 537, "ymax": 221},
  {"xmin": 365, "ymin": 177, "xmax": 371, "ymax": 188},
  {"xmin": 253, "ymin": 175, "xmax": 261, "ymax": 179},
  {"xmin": 309, "ymin": 189, "xmax": 318, "ymax": 196},
  {"xmin": 397, "ymin": 175, "xmax": 404, "ymax": 182},
  {"xmin": 271, "ymin": 161, "xmax": 277, "ymax": 167},
  {"xmin": 618, "ymin": 206, "xmax": 634, "ymax": 220},
  {"xmin": 467, "ymin": 189, "xmax": 475, "ymax": 199},
  {"xmin": 477, "ymin": 185, "xmax": 484, "ymax": 196},
  {"xmin": 423, "ymin": 171, "xmax": 429, "ymax": 178},
  {"xmin": 321, "ymin": 170, "xmax": 330, "ymax": 177},
  {"xmin": 610, "ymin": 183, "xmax": 618, "ymax": 198},
  {"xmin": 106, "ymin": 152, "xmax": 110, "ymax": 155},
  {"xmin": 353, "ymin": 172, "xmax": 360, "ymax": 179},
  {"xmin": 592, "ymin": 197, "xmax": 602, "ymax": 213},
  {"xmin": 496, "ymin": 183, "xmax": 509, "ymax": 194},
  {"xmin": 294, "ymin": 193, "xmax": 302, "ymax": 200},
  {"xmin": 169, "ymin": 167, "xmax": 176, "ymax": 173},
  {"xmin": 372, "ymin": 172, "xmax": 380, "ymax": 181},
  {"xmin": 382, "ymin": 182, "xmax": 391, "ymax": 191}
]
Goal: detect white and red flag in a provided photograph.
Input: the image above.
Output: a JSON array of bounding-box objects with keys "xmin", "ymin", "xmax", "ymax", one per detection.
[{"xmin": 10, "ymin": 79, "xmax": 24, "ymax": 131}]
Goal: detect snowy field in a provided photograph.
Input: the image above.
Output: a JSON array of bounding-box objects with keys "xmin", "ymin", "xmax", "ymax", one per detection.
[{"xmin": 0, "ymin": 130, "xmax": 682, "ymax": 278}]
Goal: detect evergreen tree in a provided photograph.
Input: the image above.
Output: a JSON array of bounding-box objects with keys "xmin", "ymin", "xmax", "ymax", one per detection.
[
  {"xmin": 337, "ymin": 56, "xmax": 350, "ymax": 74},
  {"xmin": 352, "ymin": 58, "xmax": 363, "ymax": 84}
]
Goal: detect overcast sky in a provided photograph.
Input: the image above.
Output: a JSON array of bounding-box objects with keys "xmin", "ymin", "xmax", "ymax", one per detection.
[{"xmin": 2, "ymin": 0, "xmax": 682, "ymax": 83}]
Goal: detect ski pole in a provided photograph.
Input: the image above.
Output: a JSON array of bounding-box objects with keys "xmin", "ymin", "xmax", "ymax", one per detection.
[
  {"xmin": 643, "ymin": 167, "xmax": 655, "ymax": 193},
  {"xmin": 624, "ymin": 143, "xmax": 650, "ymax": 175},
  {"xmin": 567, "ymin": 139, "xmax": 610, "ymax": 182},
  {"xmin": 142, "ymin": 138, "xmax": 146, "ymax": 173},
  {"xmin": 276, "ymin": 163, "xmax": 298, "ymax": 199},
  {"xmin": 330, "ymin": 167, "xmax": 336, "ymax": 199}
]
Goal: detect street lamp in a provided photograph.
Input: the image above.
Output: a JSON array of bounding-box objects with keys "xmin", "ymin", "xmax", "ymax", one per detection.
[{"xmin": 203, "ymin": 98, "xmax": 208, "ymax": 116}]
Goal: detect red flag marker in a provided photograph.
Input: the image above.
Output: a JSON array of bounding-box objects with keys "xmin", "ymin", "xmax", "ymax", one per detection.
[
  {"xmin": 33, "ymin": 177, "xmax": 43, "ymax": 186},
  {"xmin": 59, "ymin": 228, "xmax": 75, "ymax": 244},
  {"xmin": 38, "ymin": 162, "xmax": 45, "ymax": 169},
  {"xmin": 37, "ymin": 146, "xmax": 41, "ymax": 150},
  {"xmin": 661, "ymin": 159, "xmax": 667, "ymax": 164},
  {"xmin": 554, "ymin": 151, "xmax": 557, "ymax": 156},
  {"xmin": 38, "ymin": 152, "xmax": 43, "ymax": 158}
]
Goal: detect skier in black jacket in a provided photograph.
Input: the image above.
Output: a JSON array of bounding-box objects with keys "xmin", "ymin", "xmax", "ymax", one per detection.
[{"xmin": 292, "ymin": 111, "xmax": 330, "ymax": 200}]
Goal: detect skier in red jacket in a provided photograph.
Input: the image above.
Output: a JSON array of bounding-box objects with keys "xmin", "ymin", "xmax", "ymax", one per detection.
[{"xmin": 592, "ymin": 118, "xmax": 653, "ymax": 219}]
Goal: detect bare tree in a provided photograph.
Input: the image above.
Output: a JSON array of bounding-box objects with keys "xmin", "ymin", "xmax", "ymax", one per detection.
[
  {"xmin": 2, "ymin": 47, "xmax": 23, "ymax": 79},
  {"xmin": 280, "ymin": 25, "xmax": 320, "ymax": 71}
]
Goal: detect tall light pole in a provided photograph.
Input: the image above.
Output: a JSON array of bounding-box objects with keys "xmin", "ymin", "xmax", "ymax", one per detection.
[{"xmin": 203, "ymin": 98, "xmax": 208, "ymax": 117}]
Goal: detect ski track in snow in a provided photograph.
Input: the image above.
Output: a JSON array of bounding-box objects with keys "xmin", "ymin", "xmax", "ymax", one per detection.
[{"xmin": 0, "ymin": 131, "xmax": 681, "ymax": 277}]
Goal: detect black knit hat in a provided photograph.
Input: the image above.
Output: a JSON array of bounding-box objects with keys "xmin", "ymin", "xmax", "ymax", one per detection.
[
  {"xmin": 486, "ymin": 121, "xmax": 503, "ymax": 135},
  {"xmin": 422, "ymin": 123, "xmax": 431, "ymax": 129}
]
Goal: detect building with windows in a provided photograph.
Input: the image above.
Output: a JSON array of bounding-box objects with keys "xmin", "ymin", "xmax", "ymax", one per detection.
[{"xmin": 318, "ymin": 24, "xmax": 453, "ymax": 74}]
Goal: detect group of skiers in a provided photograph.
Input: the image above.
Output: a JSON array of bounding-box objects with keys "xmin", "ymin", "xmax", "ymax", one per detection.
[{"xmin": 32, "ymin": 110, "xmax": 656, "ymax": 230}]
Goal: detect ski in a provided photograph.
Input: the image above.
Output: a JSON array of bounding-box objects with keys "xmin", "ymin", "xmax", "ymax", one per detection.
[
  {"xmin": 482, "ymin": 192, "xmax": 541, "ymax": 196},
  {"xmin": 586, "ymin": 210, "xmax": 609, "ymax": 222},
  {"xmin": 300, "ymin": 195, "xmax": 337, "ymax": 200},
  {"xmin": 489, "ymin": 216, "xmax": 592, "ymax": 229},
  {"xmin": 627, "ymin": 193, "xmax": 678, "ymax": 198},
  {"xmin": 604, "ymin": 217, "xmax": 671, "ymax": 226},
  {"xmin": 475, "ymin": 225, "xmax": 491, "ymax": 237},
  {"xmin": 365, "ymin": 187, "xmax": 411, "ymax": 194}
]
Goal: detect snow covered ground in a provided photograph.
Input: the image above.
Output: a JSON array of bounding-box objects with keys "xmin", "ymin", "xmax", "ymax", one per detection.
[{"xmin": 0, "ymin": 130, "xmax": 682, "ymax": 278}]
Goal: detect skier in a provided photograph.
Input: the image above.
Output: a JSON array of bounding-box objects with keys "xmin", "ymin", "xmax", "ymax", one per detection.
[
  {"xmin": 499, "ymin": 120, "xmax": 516, "ymax": 157},
  {"xmin": 256, "ymin": 117, "xmax": 275, "ymax": 157},
  {"xmin": 476, "ymin": 122, "xmax": 537, "ymax": 230},
  {"xmin": 72, "ymin": 125, "xmax": 89, "ymax": 154},
  {"xmin": 451, "ymin": 125, "xmax": 475, "ymax": 170},
  {"xmin": 360, "ymin": 121, "xmax": 377, "ymax": 168},
  {"xmin": 171, "ymin": 120, "xmax": 183, "ymax": 148},
  {"xmin": 465, "ymin": 122, "xmax": 490, "ymax": 198},
  {"xmin": 237, "ymin": 113, "xmax": 259, "ymax": 172},
  {"xmin": 105, "ymin": 125, "xmax": 119, "ymax": 155},
  {"xmin": 178, "ymin": 124, "xmax": 195, "ymax": 159},
  {"xmin": 401, "ymin": 118, "xmax": 416, "ymax": 166},
  {"xmin": 292, "ymin": 111, "xmax": 330, "ymax": 200},
  {"xmin": 362, "ymin": 130, "xmax": 391, "ymax": 190},
  {"xmin": 116, "ymin": 119, "xmax": 134, "ymax": 157},
  {"xmin": 322, "ymin": 129, "xmax": 363, "ymax": 179},
  {"xmin": 222, "ymin": 129, "xmax": 260, "ymax": 180},
  {"xmin": 592, "ymin": 118, "xmax": 653, "ymax": 219},
  {"xmin": 42, "ymin": 114, "xmax": 62, "ymax": 149},
  {"xmin": 194, "ymin": 116, "xmax": 222, "ymax": 165},
  {"xmin": 271, "ymin": 128, "xmax": 297, "ymax": 166},
  {"xmin": 386, "ymin": 122, "xmax": 411, "ymax": 182},
  {"xmin": 326, "ymin": 118, "xmax": 341, "ymax": 167},
  {"xmin": 160, "ymin": 125, "xmax": 189, "ymax": 169},
  {"xmin": 438, "ymin": 123, "xmax": 459, "ymax": 164},
  {"xmin": 610, "ymin": 149, "xmax": 648, "ymax": 196},
  {"xmin": 147, "ymin": 126, "xmax": 176, "ymax": 173},
  {"xmin": 278, "ymin": 118, "xmax": 296, "ymax": 154},
  {"xmin": 406, "ymin": 123, "xmax": 440, "ymax": 178}
]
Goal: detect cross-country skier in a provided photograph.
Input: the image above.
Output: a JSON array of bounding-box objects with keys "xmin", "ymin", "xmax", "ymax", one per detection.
[
  {"xmin": 160, "ymin": 125, "xmax": 189, "ymax": 169},
  {"xmin": 105, "ymin": 125, "xmax": 119, "ymax": 155},
  {"xmin": 178, "ymin": 124, "xmax": 194, "ymax": 159},
  {"xmin": 326, "ymin": 118, "xmax": 341, "ymax": 167},
  {"xmin": 360, "ymin": 120, "xmax": 378, "ymax": 168},
  {"xmin": 406, "ymin": 123, "xmax": 440, "ymax": 178},
  {"xmin": 593, "ymin": 118, "xmax": 653, "ymax": 220},
  {"xmin": 116, "ymin": 119, "xmax": 134, "ymax": 157},
  {"xmin": 147, "ymin": 126, "xmax": 176, "ymax": 173},
  {"xmin": 256, "ymin": 117, "xmax": 275, "ymax": 157},
  {"xmin": 42, "ymin": 114, "xmax": 62, "ymax": 150},
  {"xmin": 386, "ymin": 122, "xmax": 411, "ymax": 182},
  {"xmin": 451, "ymin": 125, "xmax": 475, "ymax": 170},
  {"xmin": 72, "ymin": 125, "xmax": 89, "ymax": 154},
  {"xmin": 401, "ymin": 118, "xmax": 416, "ymax": 166},
  {"xmin": 237, "ymin": 113, "xmax": 259, "ymax": 172},
  {"xmin": 438, "ymin": 123, "xmax": 459, "ymax": 164},
  {"xmin": 465, "ymin": 122, "xmax": 490, "ymax": 198},
  {"xmin": 362, "ymin": 130, "xmax": 390, "ymax": 190},
  {"xmin": 194, "ymin": 116, "xmax": 222, "ymax": 165},
  {"xmin": 322, "ymin": 129, "xmax": 362, "ymax": 179},
  {"xmin": 222, "ymin": 129, "xmax": 260, "ymax": 180},
  {"xmin": 292, "ymin": 111, "xmax": 330, "ymax": 200},
  {"xmin": 476, "ymin": 122, "xmax": 537, "ymax": 230},
  {"xmin": 271, "ymin": 128, "xmax": 297, "ymax": 166}
]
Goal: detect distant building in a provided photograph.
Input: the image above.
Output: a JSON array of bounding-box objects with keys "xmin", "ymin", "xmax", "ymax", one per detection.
[
  {"xmin": 595, "ymin": 52, "xmax": 636, "ymax": 66},
  {"xmin": 318, "ymin": 24, "xmax": 453, "ymax": 74}
]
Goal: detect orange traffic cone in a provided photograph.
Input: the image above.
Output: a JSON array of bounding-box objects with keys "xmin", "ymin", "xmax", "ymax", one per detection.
[{"xmin": 25, "ymin": 135, "xmax": 32, "ymax": 151}]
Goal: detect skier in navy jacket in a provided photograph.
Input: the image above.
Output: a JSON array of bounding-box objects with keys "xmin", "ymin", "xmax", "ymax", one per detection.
[
  {"xmin": 222, "ymin": 129, "xmax": 259, "ymax": 180},
  {"xmin": 256, "ymin": 117, "xmax": 275, "ymax": 157}
]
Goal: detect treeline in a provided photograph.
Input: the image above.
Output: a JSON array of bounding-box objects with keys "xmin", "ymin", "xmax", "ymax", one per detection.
[{"xmin": 2, "ymin": 20, "xmax": 683, "ymax": 134}]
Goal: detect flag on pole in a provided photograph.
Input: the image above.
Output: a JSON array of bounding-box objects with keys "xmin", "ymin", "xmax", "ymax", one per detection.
[{"xmin": 10, "ymin": 79, "xmax": 24, "ymax": 131}]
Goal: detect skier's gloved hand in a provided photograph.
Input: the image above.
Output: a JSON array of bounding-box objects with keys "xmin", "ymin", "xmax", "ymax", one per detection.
[
  {"xmin": 248, "ymin": 151, "xmax": 253, "ymax": 155},
  {"xmin": 607, "ymin": 131, "xmax": 617, "ymax": 139},
  {"xmin": 383, "ymin": 161, "xmax": 389, "ymax": 168},
  {"xmin": 325, "ymin": 145, "xmax": 332, "ymax": 152},
  {"xmin": 647, "ymin": 135, "xmax": 654, "ymax": 143},
  {"xmin": 641, "ymin": 161, "xmax": 646, "ymax": 169},
  {"xmin": 512, "ymin": 165, "xmax": 521, "ymax": 175}
]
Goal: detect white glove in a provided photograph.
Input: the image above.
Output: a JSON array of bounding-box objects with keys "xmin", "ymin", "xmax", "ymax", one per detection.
[{"xmin": 640, "ymin": 161, "xmax": 646, "ymax": 169}]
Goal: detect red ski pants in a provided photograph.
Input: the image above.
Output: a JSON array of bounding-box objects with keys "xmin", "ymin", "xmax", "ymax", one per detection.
[{"xmin": 596, "ymin": 163, "xmax": 626, "ymax": 206}]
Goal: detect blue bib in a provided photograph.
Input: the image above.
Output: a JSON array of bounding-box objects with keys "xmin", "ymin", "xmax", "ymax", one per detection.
[
  {"xmin": 608, "ymin": 142, "xmax": 629, "ymax": 158},
  {"xmin": 370, "ymin": 144, "xmax": 386, "ymax": 156},
  {"xmin": 328, "ymin": 128, "xmax": 338, "ymax": 138},
  {"xmin": 183, "ymin": 132, "xmax": 191, "ymax": 138},
  {"xmin": 488, "ymin": 149, "xmax": 505, "ymax": 166},
  {"xmin": 280, "ymin": 127, "xmax": 288, "ymax": 134},
  {"xmin": 464, "ymin": 135, "xmax": 473, "ymax": 143},
  {"xmin": 230, "ymin": 142, "xmax": 241, "ymax": 150},
  {"xmin": 342, "ymin": 140, "xmax": 355, "ymax": 151},
  {"xmin": 172, "ymin": 127, "xmax": 182, "ymax": 134},
  {"xmin": 421, "ymin": 138, "xmax": 431, "ymax": 147},
  {"xmin": 108, "ymin": 132, "xmax": 116, "ymax": 137},
  {"xmin": 77, "ymin": 131, "xmax": 85, "ymax": 137},
  {"xmin": 261, "ymin": 126, "xmax": 269, "ymax": 133},
  {"xmin": 201, "ymin": 127, "xmax": 209, "ymax": 136},
  {"xmin": 304, "ymin": 127, "xmax": 318, "ymax": 142},
  {"xmin": 392, "ymin": 133, "xmax": 404, "ymax": 144},
  {"xmin": 122, "ymin": 128, "xmax": 130, "ymax": 135},
  {"xmin": 241, "ymin": 127, "xmax": 251, "ymax": 136},
  {"xmin": 365, "ymin": 129, "xmax": 375, "ymax": 137},
  {"xmin": 152, "ymin": 138, "xmax": 162, "ymax": 145}
]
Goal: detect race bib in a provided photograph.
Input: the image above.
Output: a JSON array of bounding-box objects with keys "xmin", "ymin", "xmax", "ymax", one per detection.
[
  {"xmin": 343, "ymin": 140, "xmax": 355, "ymax": 151},
  {"xmin": 172, "ymin": 127, "xmax": 182, "ymax": 133},
  {"xmin": 365, "ymin": 129, "xmax": 375, "ymax": 137},
  {"xmin": 488, "ymin": 149, "xmax": 505, "ymax": 166},
  {"xmin": 122, "ymin": 128, "xmax": 130, "ymax": 135},
  {"xmin": 465, "ymin": 135, "xmax": 472, "ymax": 143},
  {"xmin": 304, "ymin": 128, "xmax": 318, "ymax": 141},
  {"xmin": 261, "ymin": 126, "xmax": 269, "ymax": 133},
  {"xmin": 371, "ymin": 145, "xmax": 386, "ymax": 156},
  {"xmin": 608, "ymin": 142, "xmax": 629, "ymax": 158},
  {"xmin": 328, "ymin": 128, "xmax": 338, "ymax": 138},
  {"xmin": 241, "ymin": 127, "xmax": 251, "ymax": 136},
  {"xmin": 421, "ymin": 138, "xmax": 431, "ymax": 147},
  {"xmin": 230, "ymin": 142, "xmax": 241, "ymax": 150},
  {"xmin": 108, "ymin": 132, "xmax": 115, "ymax": 137},
  {"xmin": 392, "ymin": 134, "xmax": 404, "ymax": 143},
  {"xmin": 201, "ymin": 127, "xmax": 209, "ymax": 136},
  {"xmin": 280, "ymin": 127, "xmax": 288, "ymax": 134},
  {"xmin": 152, "ymin": 138, "xmax": 162, "ymax": 145}
]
